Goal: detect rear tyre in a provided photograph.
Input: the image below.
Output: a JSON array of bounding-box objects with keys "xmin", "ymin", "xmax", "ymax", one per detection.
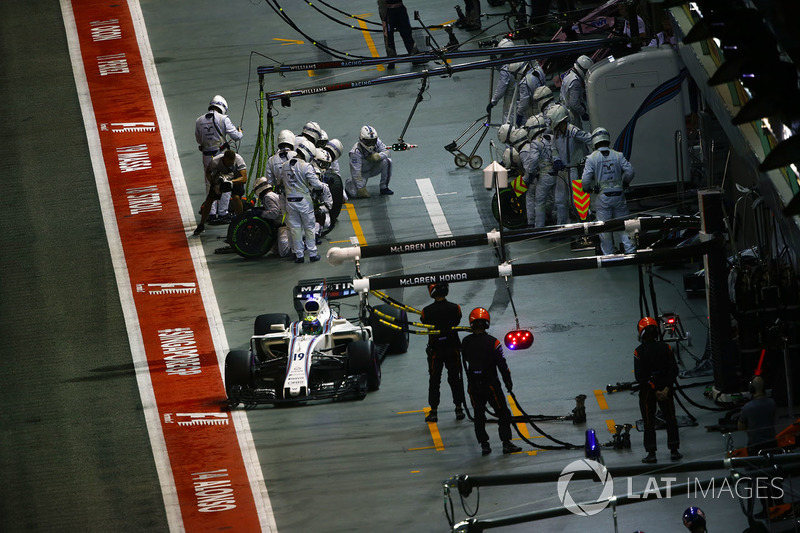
[
  {"xmin": 254, "ymin": 313, "xmax": 291, "ymax": 335},
  {"xmin": 369, "ymin": 304, "xmax": 409, "ymax": 354},
  {"xmin": 225, "ymin": 350, "xmax": 254, "ymax": 405},
  {"xmin": 227, "ymin": 212, "xmax": 276, "ymax": 258},
  {"xmin": 347, "ymin": 340, "xmax": 381, "ymax": 391}
]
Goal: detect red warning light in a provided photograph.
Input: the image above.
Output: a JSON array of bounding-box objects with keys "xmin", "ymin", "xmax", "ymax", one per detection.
[{"xmin": 504, "ymin": 329, "xmax": 533, "ymax": 350}]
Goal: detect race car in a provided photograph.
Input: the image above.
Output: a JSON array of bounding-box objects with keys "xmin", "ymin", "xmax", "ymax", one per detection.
[{"xmin": 225, "ymin": 277, "xmax": 408, "ymax": 406}]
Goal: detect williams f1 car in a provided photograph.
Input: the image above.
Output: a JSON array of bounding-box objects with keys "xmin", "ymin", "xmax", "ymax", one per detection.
[{"xmin": 225, "ymin": 277, "xmax": 408, "ymax": 406}]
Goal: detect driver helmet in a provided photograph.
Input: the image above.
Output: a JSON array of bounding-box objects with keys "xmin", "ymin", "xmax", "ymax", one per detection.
[{"xmin": 302, "ymin": 315, "xmax": 323, "ymax": 336}]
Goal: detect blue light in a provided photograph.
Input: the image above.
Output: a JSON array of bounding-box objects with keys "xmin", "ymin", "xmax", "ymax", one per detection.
[{"xmin": 584, "ymin": 428, "xmax": 602, "ymax": 460}]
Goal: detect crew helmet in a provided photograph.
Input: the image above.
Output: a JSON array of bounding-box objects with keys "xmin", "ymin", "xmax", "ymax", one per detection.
[
  {"xmin": 295, "ymin": 138, "xmax": 316, "ymax": 162},
  {"xmin": 497, "ymin": 123, "xmax": 513, "ymax": 144},
  {"xmin": 525, "ymin": 114, "xmax": 548, "ymax": 139},
  {"xmin": 502, "ymin": 147, "xmax": 521, "ymax": 171},
  {"xmin": 573, "ymin": 55, "xmax": 593, "ymax": 80},
  {"xmin": 359, "ymin": 125, "xmax": 379, "ymax": 150},
  {"xmin": 591, "ymin": 127, "xmax": 611, "ymax": 148},
  {"xmin": 469, "ymin": 307, "xmax": 491, "ymax": 329},
  {"xmin": 302, "ymin": 315, "xmax": 323, "ymax": 336},
  {"xmin": 324, "ymin": 139, "xmax": 344, "ymax": 161},
  {"xmin": 277, "ymin": 129, "xmax": 295, "ymax": 150},
  {"xmin": 302, "ymin": 121, "xmax": 323, "ymax": 144},
  {"xmin": 428, "ymin": 282, "xmax": 449, "ymax": 298},
  {"xmin": 316, "ymin": 129, "xmax": 329, "ymax": 148},
  {"xmin": 253, "ymin": 176, "xmax": 273, "ymax": 199},
  {"xmin": 208, "ymin": 95, "xmax": 228, "ymax": 114},
  {"xmin": 497, "ymin": 37, "xmax": 514, "ymax": 49},
  {"xmin": 546, "ymin": 104, "xmax": 569, "ymax": 129},
  {"xmin": 508, "ymin": 127, "xmax": 528, "ymax": 150},
  {"xmin": 637, "ymin": 317, "xmax": 659, "ymax": 339},
  {"xmin": 315, "ymin": 148, "xmax": 332, "ymax": 169},
  {"xmin": 533, "ymin": 86, "xmax": 554, "ymax": 110},
  {"xmin": 682, "ymin": 507, "xmax": 706, "ymax": 530}
]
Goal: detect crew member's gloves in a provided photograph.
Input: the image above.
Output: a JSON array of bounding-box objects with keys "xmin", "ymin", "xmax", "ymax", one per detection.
[
  {"xmin": 552, "ymin": 159, "xmax": 566, "ymax": 172},
  {"xmin": 486, "ymin": 102, "xmax": 495, "ymax": 114},
  {"xmin": 369, "ymin": 152, "xmax": 382, "ymax": 163},
  {"xmin": 656, "ymin": 386, "xmax": 669, "ymax": 402},
  {"xmin": 623, "ymin": 181, "xmax": 630, "ymax": 190},
  {"xmin": 504, "ymin": 378, "xmax": 513, "ymax": 392}
]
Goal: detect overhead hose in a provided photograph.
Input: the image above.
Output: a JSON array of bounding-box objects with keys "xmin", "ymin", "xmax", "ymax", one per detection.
[{"xmin": 370, "ymin": 290, "xmax": 423, "ymax": 315}]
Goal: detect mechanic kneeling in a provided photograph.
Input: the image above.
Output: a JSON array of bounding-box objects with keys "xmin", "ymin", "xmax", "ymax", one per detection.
[{"xmin": 462, "ymin": 307, "xmax": 522, "ymax": 456}]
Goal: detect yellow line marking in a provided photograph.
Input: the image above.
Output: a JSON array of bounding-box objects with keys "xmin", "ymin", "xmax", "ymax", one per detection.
[
  {"xmin": 398, "ymin": 409, "xmax": 426, "ymax": 414},
  {"xmin": 424, "ymin": 407, "xmax": 445, "ymax": 451},
  {"xmin": 343, "ymin": 203, "xmax": 367, "ymax": 246},
  {"xmin": 411, "ymin": 470, "xmax": 421, "ymax": 473},
  {"xmin": 273, "ymin": 38, "xmax": 304, "ymax": 45},
  {"xmin": 355, "ymin": 13, "xmax": 384, "ymax": 72},
  {"xmin": 408, "ymin": 446, "xmax": 436, "ymax": 451},
  {"xmin": 605, "ymin": 419, "xmax": 617, "ymax": 433},
  {"xmin": 329, "ymin": 239, "xmax": 352, "ymax": 244},
  {"xmin": 594, "ymin": 389, "xmax": 609, "ymax": 410},
  {"xmin": 508, "ymin": 395, "xmax": 530, "ymax": 439}
]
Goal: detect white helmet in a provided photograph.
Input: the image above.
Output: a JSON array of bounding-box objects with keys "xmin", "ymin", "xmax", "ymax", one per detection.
[
  {"xmin": 497, "ymin": 123, "xmax": 513, "ymax": 144},
  {"xmin": 295, "ymin": 138, "xmax": 316, "ymax": 162},
  {"xmin": 502, "ymin": 147, "xmax": 521, "ymax": 171},
  {"xmin": 533, "ymin": 86, "xmax": 553, "ymax": 110},
  {"xmin": 497, "ymin": 37, "xmax": 514, "ymax": 49},
  {"xmin": 302, "ymin": 121, "xmax": 322, "ymax": 143},
  {"xmin": 591, "ymin": 127, "xmax": 611, "ymax": 148},
  {"xmin": 324, "ymin": 139, "xmax": 344, "ymax": 161},
  {"xmin": 315, "ymin": 148, "xmax": 332, "ymax": 169},
  {"xmin": 546, "ymin": 104, "xmax": 569, "ymax": 129},
  {"xmin": 277, "ymin": 129, "xmax": 295, "ymax": 150},
  {"xmin": 573, "ymin": 55, "xmax": 593, "ymax": 80},
  {"xmin": 525, "ymin": 114, "xmax": 548, "ymax": 139},
  {"xmin": 208, "ymin": 95, "xmax": 228, "ymax": 114},
  {"xmin": 253, "ymin": 176, "xmax": 273, "ymax": 199},
  {"xmin": 359, "ymin": 125, "xmax": 379, "ymax": 151},
  {"xmin": 508, "ymin": 127, "xmax": 528, "ymax": 150},
  {"xmin": 316, "ymin": 129, "xmax": 328, "ymax": 148}
]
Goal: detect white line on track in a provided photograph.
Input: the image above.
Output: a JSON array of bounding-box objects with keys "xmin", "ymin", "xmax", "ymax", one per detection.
[{"xmin": 415, "ymin": 178, "xmax": 453, "ymax": 238}]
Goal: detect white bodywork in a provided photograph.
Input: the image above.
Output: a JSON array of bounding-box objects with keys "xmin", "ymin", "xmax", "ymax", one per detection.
[{"xmin": 250, "ymin": 295, "xmax": 372, "ymax": 398}]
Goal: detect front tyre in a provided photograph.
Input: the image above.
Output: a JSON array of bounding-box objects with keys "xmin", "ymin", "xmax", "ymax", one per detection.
[
  {"xmin": 347, "ymin": 340, "xmax": 381, "ymax": 391},
  {"xmin": 225, "ymin": 350, "xmax": 254, "ymax": 406},
  {"xmin": 369, "ymin": 304, "xmax": 409, "ymax": 354}
]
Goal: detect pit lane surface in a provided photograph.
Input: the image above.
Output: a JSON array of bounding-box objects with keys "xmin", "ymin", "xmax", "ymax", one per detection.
[{"xmin": 2, "ymin": 0, "xmax": 761, "ymax": 531}]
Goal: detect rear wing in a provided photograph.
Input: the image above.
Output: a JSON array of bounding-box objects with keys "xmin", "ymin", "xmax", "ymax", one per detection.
[{"xmin": 293, "ymin": 276, "xmax": 357, "ymax": 317}]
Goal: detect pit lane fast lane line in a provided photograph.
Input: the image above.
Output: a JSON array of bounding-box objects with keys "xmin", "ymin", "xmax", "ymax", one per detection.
[{"xmin": 61, "ymin": 0, "xmax": 274, "ymax": 530}]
